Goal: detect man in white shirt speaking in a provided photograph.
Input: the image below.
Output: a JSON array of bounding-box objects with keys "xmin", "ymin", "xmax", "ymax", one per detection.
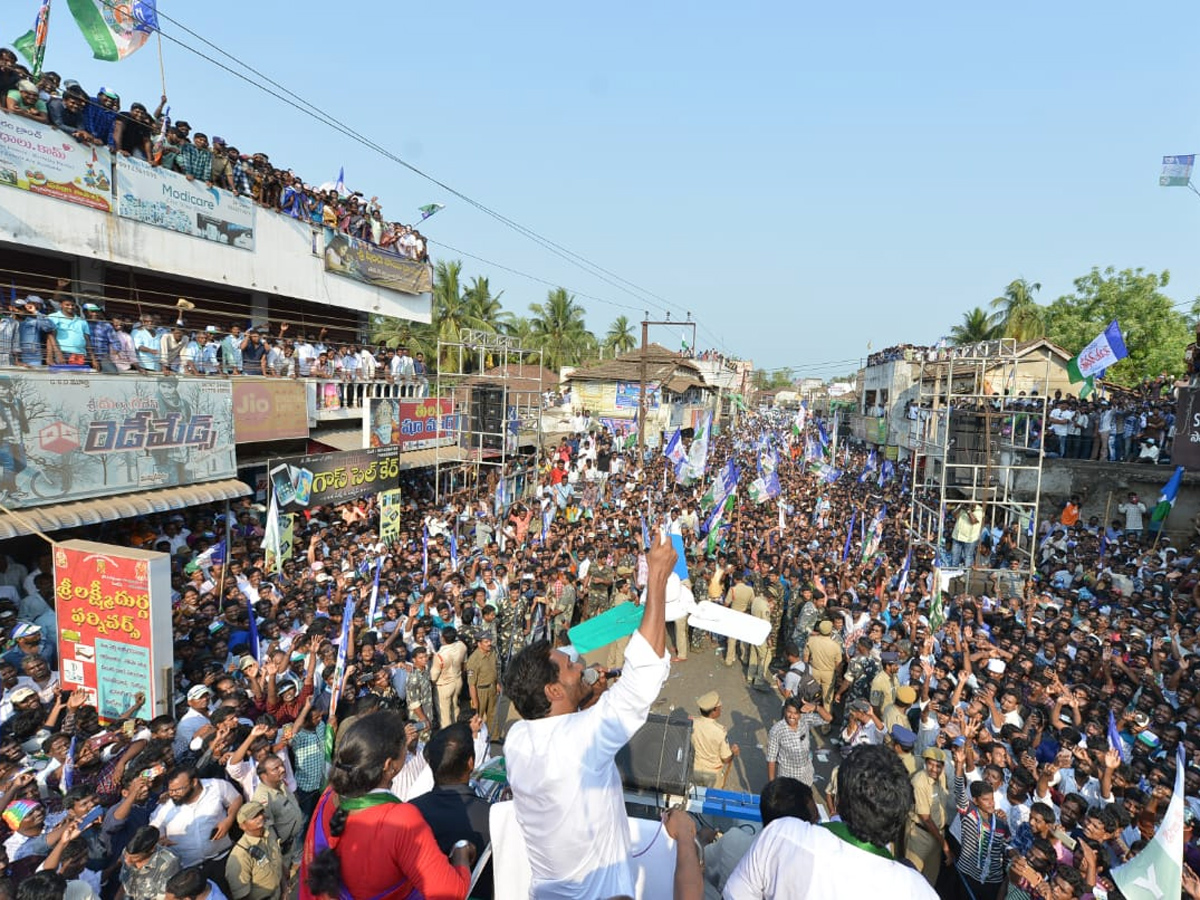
[
  {"xmin": 503, "ymin": 529, "xmax": 675, "ymax": 899},
  {"xmin": 724, "ymin": 743, "xmax": 937, "ymax": 900}
]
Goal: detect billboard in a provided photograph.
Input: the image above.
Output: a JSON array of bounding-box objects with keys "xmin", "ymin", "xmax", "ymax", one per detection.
[
  {"xmin": 379, "ymin": 488, "xmax": 403, "ymax": 545},
  {"xmin": 365, "ymin": 398, "xmax": 456, "ymax": 451},
  {"xmin": 233, "ymin": 380, "xmax": 309, "ymax": 443},
  {"xmin": 267, "ymin": 446, "xmax": 400, "ymax": 512},
  {"xmin": 0, "ymin": 108, "xmax": 113, "ymax": 211},
  {"xmin": 0, "ymin": 373, "xmax": 235, "ymax": 508},
  {"xmin": 1174, "ymin": 387, "xmax": 1200, "ymax": 471},
  {"xmin": 55, "ymin": 540, "xmax": 173, "ymax": 721},
  {"xmin": 324, "ymin": 229, "xmax": 433, "ymax": 294},
  {"xmin": 115, "ymin": 156, "xmax": 256, "ymax": 250},
  {"xmin": 615, "ymin": 381, "xmax": 660, "ymax": 409}
]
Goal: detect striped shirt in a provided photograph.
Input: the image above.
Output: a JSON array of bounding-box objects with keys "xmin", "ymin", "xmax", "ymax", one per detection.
[
  {"xmin": 953, "ymin": 773, "xmax": 1010, "ymax": 884},
  {"xmin": 765, "ymin": 714, "xmax": 825, "ymax": 785}
]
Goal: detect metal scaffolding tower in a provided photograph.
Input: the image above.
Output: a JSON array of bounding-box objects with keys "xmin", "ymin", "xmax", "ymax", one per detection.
[
  {"xmin": 907, "ymin": 339, "xmax": 1049, "ymax": 584},
  {"xmin": 433, "ymin": 329, "xmax": 545, "ymax": 502}
]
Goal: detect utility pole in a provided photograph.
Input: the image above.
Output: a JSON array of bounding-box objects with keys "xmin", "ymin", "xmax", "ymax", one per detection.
[{"xmin": 638, "ymin": 312, "xmax": 698, "ymax": 461}]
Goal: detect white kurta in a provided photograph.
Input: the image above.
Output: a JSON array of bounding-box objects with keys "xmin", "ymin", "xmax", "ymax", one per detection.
[
  {"xmin": 723, "ymin": 817, "xmax": 938, "ymax": 900},
  {"xmin": 505, "ymin": 630, "xmax": 670, "ymax": 899}
]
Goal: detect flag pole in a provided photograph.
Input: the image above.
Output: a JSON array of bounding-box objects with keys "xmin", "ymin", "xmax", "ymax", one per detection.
[{"xmin": 156, "ymin": 28, "xmax": 167, "ymax": 97}]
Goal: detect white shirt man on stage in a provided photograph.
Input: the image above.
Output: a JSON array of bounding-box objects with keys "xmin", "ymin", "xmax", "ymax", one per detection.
[{"xmin": 502, "ymin": 531, "xmax": 675, "ymax": 899}]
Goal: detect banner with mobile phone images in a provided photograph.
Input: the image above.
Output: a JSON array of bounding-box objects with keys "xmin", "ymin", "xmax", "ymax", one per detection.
[{"xmin": 267, "ymin": 446, "xmax": 400, "ymax": 512}]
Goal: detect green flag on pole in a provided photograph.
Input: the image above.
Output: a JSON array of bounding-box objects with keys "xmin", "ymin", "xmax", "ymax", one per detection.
[{"xmin": 14, "ymin": 1, "xmax": 52, "ymax": 78}]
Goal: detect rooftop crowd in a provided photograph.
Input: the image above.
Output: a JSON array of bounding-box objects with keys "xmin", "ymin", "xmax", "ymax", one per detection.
[
  {"xmin": 0, "ymin": 402, "xmax": 1199, "ymax": 900},
  {"xmin": 0, "ymin": 48, "xmax": 431, "ymax": 262}
]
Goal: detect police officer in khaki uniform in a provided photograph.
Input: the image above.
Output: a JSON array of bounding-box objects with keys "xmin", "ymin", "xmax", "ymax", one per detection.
[
  {"xmin": 691, "ymin": 691, "xmax": 738, "ymax": 788},
  {"xmin": 724, "ymin": 574, "xmax": 755, "ymax": 667},
  {"xmin": 226, "ymin": 801, "xmax": 284, "ymax": 900},
  {"xmin": 804, "ymin": 619, "xmax": 843, "ymax": 707},
  {"xmin": 870, "ymin": 650, "xmax": 901, "ymax": 714},
  {"xmin": 905, "ymin": 748, "xmax": 953, "ymax": 885},
  {"xmin": 466, "ymin": 633, "xmax": 499, "ymax": 736},
  {"xmin": 604, "ymin": 578, "xmax": 637, "ymax": 670}
]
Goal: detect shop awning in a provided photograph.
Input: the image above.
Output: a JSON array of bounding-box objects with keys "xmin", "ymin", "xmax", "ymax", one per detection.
[
  {"xmin": 0, "ymin": 478, "xmax": 252, "ymax": 540},
  {"xmin": 308, "ymin": 429, "xmax": 365, "ymax": 453},
  {"xmin": 399, "ymin": 447, "xmax": 467, "ymax": 470}
]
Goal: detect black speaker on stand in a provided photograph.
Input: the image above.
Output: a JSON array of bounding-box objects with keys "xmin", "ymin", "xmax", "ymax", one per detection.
[
  {"xmin": 615, "ymin": 709, "xmax": 695, "ymax": 795},
  {"xmin": 470, "ymin": 386, "xmax": 506, "ymax": 451}
]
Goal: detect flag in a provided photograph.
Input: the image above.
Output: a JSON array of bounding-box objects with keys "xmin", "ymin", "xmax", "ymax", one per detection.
[
  {"xmin": 858, "ymin": 450, "xmax": 877, "ymax": 484},
  {"xmin": 680, "ymin": 333, "xmax": 689, "ymax": 353},
  {"xmin": 1066, "ymin": 320, "xmax": 1128, "ymax": 383},
  {"xmin": 325, "ymin": 595, "xmax": 357, "ymax": 760},
  {"xmin": 1108, "ymin": 710, "xmax": 1129, "ymax": 764},
  {"xmin": 195, "ymin": 538, "xmax": 226, "ymax": 569},
  {"xmin": 263, "ymin": 494, "xmax": 283, "ymax": 576},
  {"xmin": 246, "ymin": 592, "xmax": 260, "ymax": 661},
  {"xmin": 861, "ymin": 506, "xmax": 887, "ymax": 563},
  {"xmin": 366, "ymin": 557, "xmax": 383, "ymax": 626},
  {"xmin": 747, "ymin": 477, "xmax": 771, "ymax": 504},
  {"xmin": 1160, "ymin": 154, "xmax": 1195, "ymax": 187},
  {"xmin": 66, "ymin": 0, "xmax": 157, "ymax": 61},
  {"xmin": 1151, "ymin": 466, "xmax": 1185, "ymax": 524},
  {"xmin": 701, "ymin": 461, "xmax": 739, "ymax": 533},
  {"xmin": 663, "ymin": 428, "xmax": 686, "ymax": 471},
  {"xmin": 680, "ymin": 411, "xmax": 712, "ymax": 483},
  {"xmin": 705, "ymin": 495, "xmax": 736, "ymax": 555},
  {"xmin": 14, "ymin": 1, "xmax": 52, "ymax": 78},
  {"xmin": 334, "ymin": 167, "xmax": 346, "ymax": 196},
  {"xmin": 896, "ymin": 548, "xmax": 912, "ymax": 595},
  {"xmin": 842, "ymin": 510, "xmax": 856, "ymax": 562},
  {"xmin": 1112, "ymin": 745, "xmax": 1186, "ymax": 900},
  {"xmin": 878, "ymin": 459, "xmax": 894, "ymax": 488},
  {"xmin": 418, "ymin": 203, "xmax": 444, "ymax": 221},
  {"xmin": 640, "ymin": 515, "xmax": 651, "ymax": 550},
  {"xmin": 816, "ymin": 420, "xmax": 831, "ymax": 456},
  {"xmin": 778, "ymin": 499, "xmax": 785, "ymax": 534},
  {"xmin": 794, "ymin": 402, "xmax": 807, "ymax": 435},
  {"xmin": 449, "ymin": 528, "xmax": 459, "ymax": 571},
  {"xmin": 422, "ymin": 524, "xmax": 429, "ymax": 584},
  {"xmin": 928, "ymin": 590, "xmax": 946, "ymax": 631},
  {"xmin": 1099, "ymin": 530, "xmax": 1108, "ymax": 565}
]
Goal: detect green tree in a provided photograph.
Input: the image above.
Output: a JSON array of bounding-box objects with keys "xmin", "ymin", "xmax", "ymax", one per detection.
[
  {"xmin": 990, "ymin": 278, "xmax": 1045, "ymax": 341},
  {"xmin": 528, "ymin": 288, "xmax": 596, "ymax": 370},
  {"xmin": 463, "ymin": 276, "xmax": 510, "ymax": 330},
  {"xmin": 369, "ymin": 315, "xmax": 436, "ymax": 361},
  {"xmin": 604, "ymin": 315, "xmax": 637, "ymax": 355},
  {"xmin": 948, "ymin": 307, "xmax": 1001, "ymax": 345},
  {"xmin": 1043, "ymin": 267, "xmax": 1189, "ymax": 382},
  {"xmin": 430, "ymin": 260, "xmax": 497, "ymax": 370},
  {"xmin": 752, "ymin": 369, "xmax": 795, "ymax": 390}
]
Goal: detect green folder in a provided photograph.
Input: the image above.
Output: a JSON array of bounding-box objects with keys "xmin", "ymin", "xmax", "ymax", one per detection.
[{"xmin": 567, "ymin": 601, "xmax": 645, "ymax": 655}]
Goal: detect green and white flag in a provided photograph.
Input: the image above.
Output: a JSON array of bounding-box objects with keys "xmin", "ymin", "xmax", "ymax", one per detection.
[
  {"xmin": 14, "ymin": 1, "xmax": 52, "ymax": 78},
  {"xmin": 66, "ymin": 0, "xmax": 157, "ymax": 62},
  {"xmin": 1066, "ymin": 320, "xmax": 1128, "ymax": 383},
  {"xmin": 1111, "ymin": 745, "xmax": 1186, "ymax": 900}
]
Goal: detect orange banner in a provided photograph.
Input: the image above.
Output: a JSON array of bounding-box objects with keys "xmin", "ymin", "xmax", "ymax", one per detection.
[{"xmin": 233, "ymin": 380, "xmax": 309, "ymax": 443}]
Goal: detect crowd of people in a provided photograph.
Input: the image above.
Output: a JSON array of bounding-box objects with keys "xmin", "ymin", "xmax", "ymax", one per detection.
[
  {"xmin": 0, "ymin": 286, "xmax": 430, "ymax": 393},
  {"xmin": 0, "ymin": 404, "xmax": 1199, "ymax": 900},
  {"xmin": 0, "ymin": 49, "xmax": 431, "ymax": 262}
]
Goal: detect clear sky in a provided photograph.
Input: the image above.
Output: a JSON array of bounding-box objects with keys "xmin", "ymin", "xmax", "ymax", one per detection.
[{"xmin": 25, "ymin": 0, "xmax": 1200, "ymax": 377}]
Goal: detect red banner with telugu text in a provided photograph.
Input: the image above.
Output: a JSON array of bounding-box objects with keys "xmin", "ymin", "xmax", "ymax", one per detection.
[{"xmin": 54, "ymin": 543, "xmax": 159, "ymax": 721}]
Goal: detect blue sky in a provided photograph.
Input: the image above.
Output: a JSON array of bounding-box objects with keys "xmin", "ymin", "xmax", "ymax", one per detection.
[{"xmin": 24, "ymin": 1, "xmax": 1200, "ymax": 376}]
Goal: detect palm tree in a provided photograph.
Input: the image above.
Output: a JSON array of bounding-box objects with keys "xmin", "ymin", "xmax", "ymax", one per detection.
[
  {"xmin": 369, "ymin": 315, "xmax": 436, "ymax": 361},
  {"xmin": 949, "ymin": 307, "xmax": 1001, "ymax": 345},
  {"xmin": 528, "ymin": 288, "xmax": 596, "ymax": 371},
  {"xmin": 463, "ymin": 276, "xmax": 510, "ymax": 331},
  {"xmin": 604, "ymin": 315, "xmax": 637, "ymax": 355},
  {"xmin": 432, "ymin": 260, "xmax": 495, "ymax": 369},
  {"xmin": 990, "ymin": 278, "xmax": 1045, "ymax": 341}
]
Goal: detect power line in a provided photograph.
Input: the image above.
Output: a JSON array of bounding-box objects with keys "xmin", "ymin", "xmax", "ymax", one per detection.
[{"xmin": 95, "ymin": 1, "xmax": 733, "ymax": 352}]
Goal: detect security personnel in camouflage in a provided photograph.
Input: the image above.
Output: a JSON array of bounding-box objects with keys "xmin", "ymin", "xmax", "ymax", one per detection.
[
  {"xmin": 586, "ymin": 558, "xmax": 615, "ymax": 619},
  {"xmin": 406, "ymin": 644, "xmax": 435, "ymax": 734}
]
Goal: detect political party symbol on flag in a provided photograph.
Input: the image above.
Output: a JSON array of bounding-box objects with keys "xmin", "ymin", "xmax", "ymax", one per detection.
[
  {"xmin": 1111, "ymin": 744, "xmax": 1186, "ymax": 900},
  {"xmin": 418, "ymin": 203, "xmax": 444, "ymax": 221},
  {"xmin": 747, "ymin": 477, "xmax": 771, "ymax": 504},
  {"xmin": 861, "ymin": 506, "xmax": 886, "ymax": 563},
  {"xmin": 14, "ymin": 1, "xmax": 52, "ymax": 78},
  {"xmin": 680, "ymin": 412, "xmax": 712, "ymax": 484},
  {"xmin": 1067, "ymin": 320, "xmax": 1128, "ymax": 384},
  {"xmin": 1160, "ymin": 154, "xmax": 1195, "ymax": 187},
  {"xmin": 1151, "ymin": 465, "xmax": 1185, "ymax": 525},
  {"xmin": 663, "ymin": 428, "xmax": 686, "ymax": 469},
  {"xmin": 701, "ymin": 461, "xmax": 739, "ymax": 532},
  {"xmin": 858, "ymin": 449, "xmax": 877, "ymax": 484},
  {"xmin": 66, "ymin": 0, "xmax": 157, "ymax": 61}
]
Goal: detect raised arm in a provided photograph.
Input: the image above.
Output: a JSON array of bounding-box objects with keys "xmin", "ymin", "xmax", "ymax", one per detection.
[{"xmin": 638, "ymin": 529, "xmax": 676, "ymax": 656}]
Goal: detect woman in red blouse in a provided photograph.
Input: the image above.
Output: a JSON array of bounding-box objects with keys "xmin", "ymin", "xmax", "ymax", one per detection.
[{"xmin": 301, "ymin": 710, "xmax": 473, "ymax": 900}]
